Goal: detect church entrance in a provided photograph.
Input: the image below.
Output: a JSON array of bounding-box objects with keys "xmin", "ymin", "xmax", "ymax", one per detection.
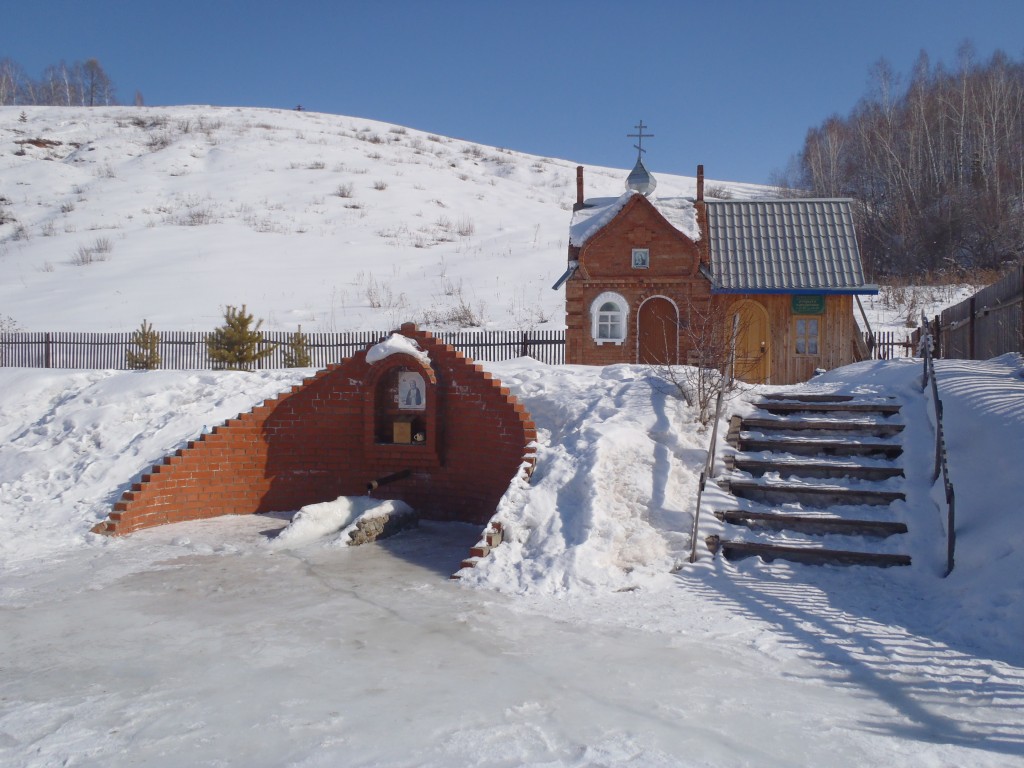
[
  {"xmin": 731, "ymin": 300, "xmax": 771, "ymax": 384},
  {"xmin": 637, "ymin": 297, "xmax": 678, "ymax": 365}
]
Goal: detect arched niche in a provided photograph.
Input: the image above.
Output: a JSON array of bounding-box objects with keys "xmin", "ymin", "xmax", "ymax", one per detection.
[{"xmin": 362, "ymin": 352, "xmax": 441, "ymax": 466}]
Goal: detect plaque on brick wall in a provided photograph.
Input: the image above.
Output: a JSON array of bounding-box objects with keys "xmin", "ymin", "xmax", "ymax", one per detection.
[{"xmin": 791, "ymin": 295, "xmax": 825, "ymax": 315}]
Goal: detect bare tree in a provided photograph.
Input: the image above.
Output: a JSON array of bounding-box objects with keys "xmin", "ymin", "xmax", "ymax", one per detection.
[
  {"xmin": 0, "ymin": 56, "xmax": 118, "ymax": 107},
  {"xmin": 81, "ymin": 59, "xmax": 114, "ymax": 106},
  {"xmin": 786, "ymin": 44, "xmax": 1024, "ymax": 277},
  {"xmin": 0, "ymin": 58, "xmax": 28, "ymax": 105},
  {"xmin": 650, "ymin": 300, "xmax": 747, "ymax": 426}
]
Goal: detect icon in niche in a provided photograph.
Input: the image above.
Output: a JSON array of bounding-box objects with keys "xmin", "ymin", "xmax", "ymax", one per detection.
[{"xmin": 398, "ymin": 371, "xmax": 426, "ymax": 410}]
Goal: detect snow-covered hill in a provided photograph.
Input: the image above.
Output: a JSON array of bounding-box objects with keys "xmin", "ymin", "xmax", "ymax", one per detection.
[{"xmin": 0, "ymin": 105, "xmax": 765, "ymax": 333}]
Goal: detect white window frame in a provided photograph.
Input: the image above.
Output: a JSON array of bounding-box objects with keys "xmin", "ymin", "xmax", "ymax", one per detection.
[
  {"xmin": 794, "ymin": 317, "xmax": 820, "ymax": 356},
  {"xmin": 591, "ymin": 292, "xmax": 628, "ymax": 345},
  {"xmin": 632, "ymin": 248, "xmax": 650, "ymax": 269}
]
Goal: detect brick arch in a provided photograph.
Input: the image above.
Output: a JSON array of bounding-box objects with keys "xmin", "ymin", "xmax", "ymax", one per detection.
[
  {"xmin": 93, "ymin": 324, "xmax": 536, "ymax": 535},
  {"xmin": 360, "ymin": 352, "xmax": 438, "ymax": 458}
]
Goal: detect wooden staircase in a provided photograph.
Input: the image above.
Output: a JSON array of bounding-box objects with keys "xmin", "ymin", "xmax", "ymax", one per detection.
[{"xmin": 713, "ymin": 393, "xmax": 911, "ymax": 568}]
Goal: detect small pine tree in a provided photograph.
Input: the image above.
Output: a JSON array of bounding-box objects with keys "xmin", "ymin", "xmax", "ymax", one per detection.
[
  {"xmin": 206, "ymin": 304, "xmax": 275, "ymax": 371},
  {"xmin": 19, "ymin": 111, "xmax": 28, "ymax": 123},
  {"xmin": 282, "ymin": 325, "xmax": 312, "ymax": 367},
  {"xmin": 125, "ymin": 319, "xmax": 161, "ymax": 370}
]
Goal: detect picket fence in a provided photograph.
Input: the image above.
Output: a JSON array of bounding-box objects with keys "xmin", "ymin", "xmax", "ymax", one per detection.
[
  {"xmin": 0, "ymin": 329, "xmax": 566, "ymax": 370},
  {"xmin": 870, "ymin": 330, "xmax": 916, "ymax": 360}
]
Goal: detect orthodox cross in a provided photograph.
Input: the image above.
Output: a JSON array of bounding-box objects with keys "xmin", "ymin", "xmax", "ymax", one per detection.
[{"xmin": 627, "ymin": 120, "xmax": 654, "ymax": 160}]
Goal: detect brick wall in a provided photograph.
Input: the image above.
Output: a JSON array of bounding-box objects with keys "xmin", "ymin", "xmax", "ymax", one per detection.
[
  {"xmin": 566, "ymin": 195, "xmax": 710, "ymax": 365},
  {"xmin": 93, "ymin": 324, "xmax": 537, "ymax": 535}
]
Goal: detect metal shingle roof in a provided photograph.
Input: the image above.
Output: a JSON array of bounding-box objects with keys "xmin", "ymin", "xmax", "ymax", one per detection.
[{"xmin": 706, "ymin": 199, "xmax": 874, "ymax": 293}]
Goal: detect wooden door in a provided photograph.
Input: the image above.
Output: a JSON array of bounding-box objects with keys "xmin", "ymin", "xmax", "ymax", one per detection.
[
  {"xmin": 731, "ymin": 300, "xmax": 770, "ymax": 384},
  {"xmin": 637, "ymin": 297, "xmax": 678, "ymax": 365}
]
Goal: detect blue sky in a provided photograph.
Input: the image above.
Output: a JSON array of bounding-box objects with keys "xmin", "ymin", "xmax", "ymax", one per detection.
[{"xmin": 4, "ymin": 0, "xmax": 1023, "ymax": 184}]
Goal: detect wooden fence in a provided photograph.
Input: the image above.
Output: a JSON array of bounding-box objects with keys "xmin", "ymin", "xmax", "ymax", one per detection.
[
  {"xmin": 868, "ymin": 330, "xmax": 916, "ymax": 360},
  {"xmin": 0, "ymin": 329, "xmax": 567, "ymax": 370},
  {"xmin": 937, "ymin": 264, "xmax": 1023, "ymax": 360}
]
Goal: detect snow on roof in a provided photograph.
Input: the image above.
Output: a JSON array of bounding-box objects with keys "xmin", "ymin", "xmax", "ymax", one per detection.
[
  {"xmin": 569, "ymin": 190, "xmax": 701, "ymax": 248},
  {"xmin": 365, "ymin": 333, "xmax": 429, "ymax": 365}
]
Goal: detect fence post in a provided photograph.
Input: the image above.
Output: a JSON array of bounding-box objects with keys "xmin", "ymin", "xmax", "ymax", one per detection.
[
  {"xmin": 946, "ymin": 484, "xmax": 956, "ymax": 576},
  {"xmin": 968, "ymin": 296, "xmax": 976, "ymax": 360},
  {"xmin": 520, "ymin": 331, "xmax": 529, "ymax": 358},
  {"xmin": 44, "ymin": 332, "xmax": 52, "ymax": 369}
]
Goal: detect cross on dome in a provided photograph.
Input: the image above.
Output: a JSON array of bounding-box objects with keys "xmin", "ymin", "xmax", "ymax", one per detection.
[
  {"xmin": 627, "ymin": 120, "xmax": 654, "ymax": 161},
  {"xmin": 625, "ymin": 120, "xmax": 657, "ymax": 196}
]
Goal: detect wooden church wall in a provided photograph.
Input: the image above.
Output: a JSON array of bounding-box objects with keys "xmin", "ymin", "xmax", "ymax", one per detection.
[{"xmin": 721, "ymin": 294, "xmax": 858, "ymax": 385}]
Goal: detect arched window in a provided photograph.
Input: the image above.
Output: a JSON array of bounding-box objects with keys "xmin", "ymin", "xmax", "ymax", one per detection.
[{"xmin": 591, "ymin": 292, "xmax": 628, "ymax": 345}]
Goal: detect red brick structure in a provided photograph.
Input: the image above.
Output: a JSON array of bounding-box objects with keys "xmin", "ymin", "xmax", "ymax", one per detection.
[
  {"xmin": 559, "ymin": 163, "xmax": 878, "ymax": 385},
  {"xmin": 93, "ymin": 324, "xmax": 536, "ymax": 536},
  {"xmin": 564, "ymin": 188, "xmax": 711, "ymax": 367}
]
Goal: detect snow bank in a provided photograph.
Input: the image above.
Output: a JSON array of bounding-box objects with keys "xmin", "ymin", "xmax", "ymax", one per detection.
[
  {"xmin": 0, "ymin": 367, "xmax": 309, "ymax": 569},
  {"xmin": 459, "ymin": 362, "xmax": 706, "ymax": 594},
  {"xmin": 365, "ymin": 333, "xmax": 429, "ymax": 365},
  {"xmin": 272, "ymin": 496, "xmax": 414, "ymax": 548}
]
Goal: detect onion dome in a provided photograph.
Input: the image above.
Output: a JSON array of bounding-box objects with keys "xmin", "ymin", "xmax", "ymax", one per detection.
[{"xmin": 626, "ymin": 156, "xmax": 657, "ymax": 197}]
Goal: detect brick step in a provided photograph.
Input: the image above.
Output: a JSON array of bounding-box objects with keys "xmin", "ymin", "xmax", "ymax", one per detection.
[
  {"xmin": 741, "ymin": 417, "xmax": 905, "ymax": 437},
  {"xmin": 724, "ymin": 455, "xmax": 904, "ymax": 481},
  {"xmin": 737, "ymin": 437, "xmax": 904, "ymax": 459},
  {"xmin": 714, "ymin": 509, "xmax": 908, "ymax": 537},
  {"xmin": 713, "ymin": 538, "xmax": 911, "ymax": 568},
  {"xmin": 452, "ymin": 522, "xmax": 504, "ymax": 578},
  {"xmin": 755, "ymin": 401, "xmax": 902, "ymax": 416},
  {"xmin": 722, "ymin": 478, "xmax": 906, "ymax": 507}
]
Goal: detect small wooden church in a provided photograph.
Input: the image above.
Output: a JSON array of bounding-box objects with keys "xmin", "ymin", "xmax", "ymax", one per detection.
[{"xmin": 555, "ymin": 132, "xmax": 877, "ymax": 385}]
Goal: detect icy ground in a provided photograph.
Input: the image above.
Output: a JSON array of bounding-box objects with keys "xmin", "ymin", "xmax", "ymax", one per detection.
[{"xmin": 2, "ymin": 354, "xmax": 1024, "ymax": 767}]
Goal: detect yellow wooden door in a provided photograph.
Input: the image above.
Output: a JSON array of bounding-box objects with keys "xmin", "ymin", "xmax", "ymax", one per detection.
[{"xmin": 731, "ymin": 300, "xmax": 770, "ymax": 384}]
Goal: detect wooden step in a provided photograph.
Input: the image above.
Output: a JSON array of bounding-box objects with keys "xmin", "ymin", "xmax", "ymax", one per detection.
[
  {"xmin": 716, "ymin": 539, "xmax": 911, "ymax": 567},
  {"xmin": 725, "ymin": 456, "xmax": 904, "ymax": 481},
  {"xmin": 714, "ymin": 510, "xmax": 908, "ymax": 537},
  {"xmin": 742, "ymin": 417, "xmax": 905, "ymax": 437},
  {"xmin": 755, "ymin": 401, "xmax": 902, "ymax": 416},
  {"xmin": 759, "ymin": 394, "xmax": 857, "ymax": 402},
  {"xmin": 724, "ymin": 479, "xmax": 906, "ymax": 506},
  {"xmin": 737, "ymin": 437, "xmax": 903, "ymax": 459}
]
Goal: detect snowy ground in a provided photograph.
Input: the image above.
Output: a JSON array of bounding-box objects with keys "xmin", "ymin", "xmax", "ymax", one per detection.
[{"xmin": 2, "ymin": 354, "xmax": 1023, "ymax": 767}]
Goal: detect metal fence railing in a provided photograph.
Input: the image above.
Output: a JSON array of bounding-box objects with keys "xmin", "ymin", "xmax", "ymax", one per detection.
[{"xmin": 920, "ymin": 312, "xmax": 956, "ymax": 576}]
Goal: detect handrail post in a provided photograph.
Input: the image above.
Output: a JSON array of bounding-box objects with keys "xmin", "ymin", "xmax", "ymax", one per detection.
[
  {"xmin": 689, "ymin": 472, "xmax": 706, "ymax": 564},
  {"xmin": 690, "ymin": 315, "xmax": 740, "ymax": 563},
  {"xmin": 921, "ymin": 309, "xmax": 956, "ymax": 576},
  {"xmin": 856, "ymin": 295, "xmax": 875, "ymax": 358}
]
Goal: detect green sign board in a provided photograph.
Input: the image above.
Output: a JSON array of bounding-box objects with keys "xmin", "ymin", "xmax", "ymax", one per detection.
[{"xmin": 791, "ymin": 294, "xmax": 826, "ymax": 315}]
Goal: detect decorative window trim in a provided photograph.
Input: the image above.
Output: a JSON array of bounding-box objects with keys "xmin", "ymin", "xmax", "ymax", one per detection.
[
  {"xmin": 591, "ymin": 291, "xmax": 628, "ymax": 345},
  {"xmin": 631, "ymin": 248, "xmax": 650, "ymax": 269},
  {"xmin": 794, "ymin": 317, "xmax": 820, "ymax": 356}
]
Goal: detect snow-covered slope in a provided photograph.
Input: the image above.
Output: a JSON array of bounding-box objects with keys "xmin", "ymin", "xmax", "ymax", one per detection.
[{"xmin": 0, "ymin": 105, "xmax": 764, "ymax": 334}]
